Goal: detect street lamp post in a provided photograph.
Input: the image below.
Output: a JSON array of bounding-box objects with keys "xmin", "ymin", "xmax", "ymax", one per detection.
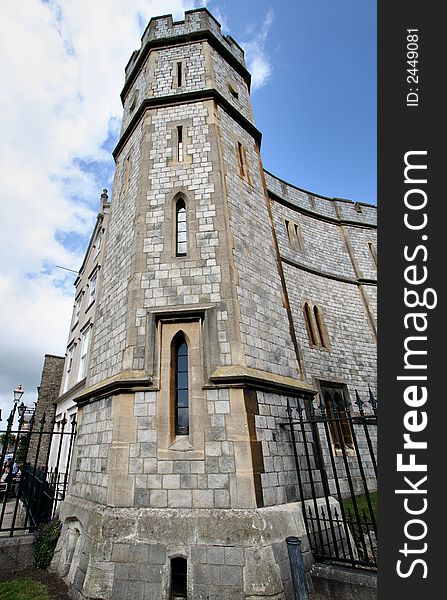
[{"xmin": 1, "ymin": 385, "xmax": 25, "ymax": 470}]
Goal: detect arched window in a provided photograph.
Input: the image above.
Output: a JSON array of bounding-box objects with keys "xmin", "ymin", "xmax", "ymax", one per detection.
[
  {"xmin": 176, "ymin": 198, "xmax": 187, "ymax": 256},
  {"xmin": 321, "ymin": 384, "xmax": 354, "ymax": 452},
  {"xmin": 173, "ymin": 334, "xmax": 189, "ymax": 435}
]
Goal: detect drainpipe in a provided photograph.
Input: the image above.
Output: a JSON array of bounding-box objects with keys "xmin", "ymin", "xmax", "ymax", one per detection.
[{"xmin": 286, "ymin": 537, "xmax": 309, "ymax": 600}]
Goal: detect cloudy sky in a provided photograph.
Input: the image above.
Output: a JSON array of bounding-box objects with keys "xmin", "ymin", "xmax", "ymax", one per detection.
[{"xmin": 0, "ymin": 0, "xmax": 376, "ymax": 420}]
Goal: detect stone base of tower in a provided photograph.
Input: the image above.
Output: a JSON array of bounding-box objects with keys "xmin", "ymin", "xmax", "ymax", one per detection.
[{"xmin": 51, "ymin": 496, "xmax": 314, "ymax": 599}]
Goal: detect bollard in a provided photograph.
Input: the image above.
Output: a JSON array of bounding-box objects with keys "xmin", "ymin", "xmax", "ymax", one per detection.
[{"xmin": 286, "ymin": 536, "xmax": 309, "ymax": 600}]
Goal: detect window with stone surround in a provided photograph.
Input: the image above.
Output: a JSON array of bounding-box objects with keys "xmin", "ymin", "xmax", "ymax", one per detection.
[
  {"xmin": 87, "ymin": 269, "xmax": 98, "ymax": 306},
  {"xmin": 77, "ymin": 325, "xmax": 91, "ymax": 382},
  {"xmin": 172, "ymin": 332, "xmax": 189, "ymax": 436},
  {"xmin": 176, "ymin": 198, "xmax": 187, "ymax": 256},
  {"xmin": 285, "ymin": 219, "xmax": 304, "ymax": 251},
  {"xmin": 72, "ymin": 293, "xmax": 82, "ymax": 327},
  {"xmin": 156, "ymin": 319, "xmax": 205, "ymax": 460},
  {"xmin": 63, "ymin": 344, "xmax": 74, "ymax": 393},
  {"xmin": 320, "ymin": 383, "xmax": 354, "ymax": 452},
  {"xmin": 94, "ymin": 227, "xmax": 104, "ymax": 257},
  {"xmin": 303, "ymin": 302, "xmax": 330, "ymax": 349}
]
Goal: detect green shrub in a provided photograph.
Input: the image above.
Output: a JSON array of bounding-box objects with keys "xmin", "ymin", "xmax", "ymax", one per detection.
[{"xmin": 33, "ymin": 519, "xmax": 62, "ymax": 569}]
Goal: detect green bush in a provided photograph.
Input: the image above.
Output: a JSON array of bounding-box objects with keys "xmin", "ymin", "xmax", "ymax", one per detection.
[
  {"xmin": 0, "ymin": 579, "xmax": 51, "ymax": 599},
  {"xmin": 33, "ymin": 519, "xmax": 62, "ymax": 569}
]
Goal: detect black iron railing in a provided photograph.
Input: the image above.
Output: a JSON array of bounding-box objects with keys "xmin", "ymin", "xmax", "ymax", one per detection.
[
  {"xmin": 282, "ymin": 388, "xmax": 377, "ymax": 570},
  {"xmin": 0, "ymin": 405, "xmax": 76, "ymax": 536}
]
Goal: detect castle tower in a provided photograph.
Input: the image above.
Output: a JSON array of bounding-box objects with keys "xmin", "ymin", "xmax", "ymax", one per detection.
[{"xmin": 52, "ymin": 9, "xmax": 320, "ymax": 599}]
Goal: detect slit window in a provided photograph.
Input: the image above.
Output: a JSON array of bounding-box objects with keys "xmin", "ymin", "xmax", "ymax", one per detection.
[
  {"xmin": 177, "ymin": 126, "xmax": 183, "ymax": 162},
  {"xmin": 285, "ymin": 219, "xmax": 304, "ymax": 251},
  {"xmin": 173, "ymin": 336, "xmax": 189, "ymax": 436},
  {"xmin": 368, "ymin": 242, "xmax": 377, "ymax": 266},
  {"xmin": 177, "ymin": 62, "xmax": 183, "ymax": 88},
  {"xmin": 304, "ymin": 302, "xmax": 316, "ymax": 346},
  {"xmin": 314, "ymin": 305, "xmax": 325, "ymax": 347},
  {"xmin": 122, "ymin": 155, "xmax": 131, "ymax": 194},
  {"xmin": 171, "ymin": 557, "xmax": 187, "ymax": 598},
  {"xmin": 228, "ymin": 82, "xmax": 239, "ymax": 99},
  {"xmin": 237, "ymin": 141, "xmax": 248, "ymax": 180},
  {"xmin": 176, "ymin": 199, "xmax": 187, "ymax": 256}
]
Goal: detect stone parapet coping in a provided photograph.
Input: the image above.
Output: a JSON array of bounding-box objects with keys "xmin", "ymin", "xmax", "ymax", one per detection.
[{"xmin": 210, "ymin": 365, "xmax": 316, "ymax": 397}]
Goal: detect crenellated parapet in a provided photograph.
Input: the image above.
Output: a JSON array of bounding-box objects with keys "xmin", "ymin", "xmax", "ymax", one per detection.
[{"xmin": 124, "ymin": 8, "xmax": 246, "ymax": 89}]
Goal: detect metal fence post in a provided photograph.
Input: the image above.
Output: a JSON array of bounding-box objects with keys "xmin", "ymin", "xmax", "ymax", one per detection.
[{"xmin": 286, "ymin": 537, "xmax": 309, "ymax": 600}]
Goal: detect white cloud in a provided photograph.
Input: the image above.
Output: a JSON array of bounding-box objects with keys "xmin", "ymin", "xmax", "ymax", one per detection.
[
  {"xmin": 211, "ymin": 7, "xmax": 230, "ymax": 33},
  {"xmin": 242, "ymin": 8, "xmax": 274, "ymax": 90},
  {"xmin": 0, "ymin": 0, "xmax": 205, "ymax": 419}
]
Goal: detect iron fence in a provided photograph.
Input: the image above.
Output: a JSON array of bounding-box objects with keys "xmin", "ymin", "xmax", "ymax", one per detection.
[
  {"xmin": 0, "ymin": 404, "xmax": 76, "ymax": 536},
  {"xmin": 282, "ymin": 388, "xmax": 377, "ymax": 570}
]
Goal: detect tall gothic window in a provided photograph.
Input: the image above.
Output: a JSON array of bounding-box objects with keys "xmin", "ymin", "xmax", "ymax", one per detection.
[
  {"xmin": 320, "ymin": 384, "xmax": 354, "ymax": 451},
  {"xmin": 173, "ymin": 334, "xmax": 189, "ymax": 435},
  {"xmin": 176, "ymin": 198, "xmax": 187, "ymax": 256}
]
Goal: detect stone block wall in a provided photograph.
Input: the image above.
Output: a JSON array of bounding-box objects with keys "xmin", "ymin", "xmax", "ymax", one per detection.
[
  {"xmin": 219, "ymin": 108, "xmax": 299, "ymax": 379},
  {"xmin": 27, "ymin": 354, "xmax": 64, "ymax": 467},
  {"xmin": 88, "ymin": 123, "xmax": 143, "ymax": 386},
  {"xmin": 70, "ymin": 397, "xmax": 112, "ymax": 504}
]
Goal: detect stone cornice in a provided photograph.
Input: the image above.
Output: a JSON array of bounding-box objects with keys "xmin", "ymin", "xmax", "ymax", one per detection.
[
  {"xmin": 113, "ymin": 89, "xmax": 262, "ymax": 159},
  {"xmin": 268, "ymin": 189, "xmax": 377, "ymax": 230},
  {"xmin": 73, "ymin": 373, "xmax": 154, "ymax": 407},
  {"xmin": 281, "ymin": 255, "xmax": 377, "ymax": 286},
  {"xmin": 209, "ymin": 365, "xmax": 317, "ymax": 398},
  {"xmin": 121, "ymin": 29, "xmax": 251, "ymax": 103}
]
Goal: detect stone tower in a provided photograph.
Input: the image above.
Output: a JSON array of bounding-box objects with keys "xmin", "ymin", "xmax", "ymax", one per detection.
[{"xmin": 52, "ymin": 8, "xmax": 323, "ymax": 599}]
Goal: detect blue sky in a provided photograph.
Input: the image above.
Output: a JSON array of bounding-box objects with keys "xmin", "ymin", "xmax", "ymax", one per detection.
[
  {"xmin": 206, "ymin": 0, "xmax": 376, "ymax": 203},
  {"xmin": 0, "ymin": 0, "xmax": 376, "ymax": 418}
]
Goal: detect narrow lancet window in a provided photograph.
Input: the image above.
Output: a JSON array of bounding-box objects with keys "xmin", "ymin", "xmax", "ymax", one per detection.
[
  {"xmin": 176, "ymin": 198, "xmax": 187, "ymax": 256},
  {"xmin": 304, "ymin": 303, "xmax": 316, "ymax": 346},
  {"xmin": 174, "ymin": 336, "xmax": 189, "ymax": 436},
  {"xmin": 177, "ymin": 126, "xmax": 183, "ymax": 162},
  {"xmin": 177, "ymin": 62, "xmax": 183, "ymax": 88},
  {"xmin": 314, "ymin": 305, "xmax": 325, "ymax": 347},
  {"xmin": 368, "ymin": 242, "xmax": 377, "ymax": 266}
]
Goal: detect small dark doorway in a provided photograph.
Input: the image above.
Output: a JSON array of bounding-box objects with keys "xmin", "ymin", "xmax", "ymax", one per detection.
[{"xmin": 171, "ymin": 557, "xmax": 187, "ymax": 599}]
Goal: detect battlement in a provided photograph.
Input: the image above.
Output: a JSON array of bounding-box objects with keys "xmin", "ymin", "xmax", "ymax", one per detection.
[{"xmin": 125, "ymin": 8, "xmax": 246, "ymax": 81}]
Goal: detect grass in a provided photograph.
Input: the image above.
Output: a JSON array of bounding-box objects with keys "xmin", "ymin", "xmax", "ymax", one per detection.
[
  {"xmin": 342, "ymin": 491, "xmax": 378, "ymax": 520},
  {"xmin": 0, "ymin": 579, "xmax": 51, "ymax": 600}
]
